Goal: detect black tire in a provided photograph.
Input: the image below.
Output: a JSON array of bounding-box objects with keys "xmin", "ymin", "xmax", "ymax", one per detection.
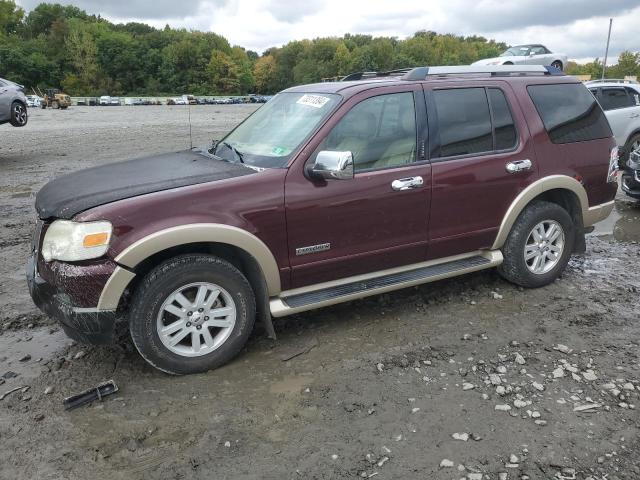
[
  {"xmin": 129, "ymin": 254, "xmax": 256, "ymax": 375},
  {"xmin": 10, "ymin": 101, "xmax": 27, "ymax": 127},
  {"xmin": 551, "ymin": 60, "xmax": 563, "ymax": 71},
  {"xmin": 621, "ymin": 133, "xmax": 640, "ymax": 167},
  {"xmin": 498, "ymin": 201, "xmax": 575, "ymax": 288}
]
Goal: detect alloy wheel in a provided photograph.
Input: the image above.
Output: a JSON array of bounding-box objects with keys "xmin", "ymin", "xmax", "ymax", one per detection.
[
  {"xmin": 13, "ymin": 104, "xmax": 27, "ymax": 126},
  {"xmin": 156, "ymin": 282, "xmax": 236, "ymax": 357},
  {"xmin": 524, "ymin": 220, "xmax": 565, "ymax": 274}
]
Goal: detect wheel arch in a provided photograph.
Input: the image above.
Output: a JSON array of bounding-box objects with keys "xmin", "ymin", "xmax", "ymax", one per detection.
[
  {"xmin": 492, "ymin": 175, "xmax": 588, "ymax": 250},
  {"xmin": 98, "ymin": 223, "xmax": 280, "ymax": 303}
]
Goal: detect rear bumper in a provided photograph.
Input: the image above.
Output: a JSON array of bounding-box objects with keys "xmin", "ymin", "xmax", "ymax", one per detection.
[
  {"xmin": 26, "ymin": 255, "xmax": 117, "ymax": 344},
  {"xmin": 583, "ymin": 200, "xmax": 615, "ymax": 227}
]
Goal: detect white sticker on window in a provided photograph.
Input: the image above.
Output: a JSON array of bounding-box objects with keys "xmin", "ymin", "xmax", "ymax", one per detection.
[{"xmin": 297, "ymin": 94, "xmax": 330, "ymax": 108}]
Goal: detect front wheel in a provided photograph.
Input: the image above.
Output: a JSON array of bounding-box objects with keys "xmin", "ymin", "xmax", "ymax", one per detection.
[
  {"xmin": 129, "ymin": 254, "xmax": 256, "ymax": 374},
  {"xmin": 498, "ymin": 201, "xmax": 575, "ymax": 288},
  {"xmin": 10, "ymin": 101, "xmax": 27, "ymax": 127}
]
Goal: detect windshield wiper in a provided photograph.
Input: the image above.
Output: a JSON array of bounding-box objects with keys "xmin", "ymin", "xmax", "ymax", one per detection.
[{"xmin": 221, "ymin": 141, "xmax": 245, "ymax": 164}]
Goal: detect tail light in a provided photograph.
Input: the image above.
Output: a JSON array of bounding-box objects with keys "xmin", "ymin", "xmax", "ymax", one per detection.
[{"xmin": 607, "ymin": 146, "xmax": 619, "ymax": 183}]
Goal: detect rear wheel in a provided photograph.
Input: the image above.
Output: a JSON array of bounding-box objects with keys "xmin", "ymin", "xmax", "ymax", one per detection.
[
  {"xmin": 10, "ymin": 101, "xmax": 27, "ymax": 127},
  {"xmin": 129, "ymin": 254, "xmax": 256, "ymax": 375},
  {"xmin": 551, "ymin": 60, "xmax": 563, "ymax": 71},
  {"xmin": 498, "ymin": 201, "xmax": 575, "ymax": 288}
]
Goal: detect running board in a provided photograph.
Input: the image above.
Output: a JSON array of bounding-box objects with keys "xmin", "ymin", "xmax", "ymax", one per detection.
[{"xmin": 270, "ymin": 250, "xmax": 503, "ymax": 317}]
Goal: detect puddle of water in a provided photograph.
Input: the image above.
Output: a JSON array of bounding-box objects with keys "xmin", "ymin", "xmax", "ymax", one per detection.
[
  {"xmin": 590, "ymin": 200, "xmax": 640, "ymax": 242},
  {"xmin": 0, "ymin": 327, "xmax": 71, "ymax": 383}
]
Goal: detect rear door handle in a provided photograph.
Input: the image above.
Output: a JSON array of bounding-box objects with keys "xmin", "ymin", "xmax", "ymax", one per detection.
[
  {"xmin": 391, "ymin": 176, "xmax": 424, "ymax": 191},
  {"xmin": 506, "ymin": 159, "xmax": 532, "ymax": 174}
]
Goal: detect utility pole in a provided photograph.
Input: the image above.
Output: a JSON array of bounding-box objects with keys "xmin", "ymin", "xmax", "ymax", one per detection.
[{"xmin": 602, "ymin": 18, "xmax": 612, "ymax": 80}]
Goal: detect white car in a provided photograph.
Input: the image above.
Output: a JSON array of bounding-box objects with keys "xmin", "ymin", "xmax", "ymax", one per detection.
[
  {"xmin": 587, "ymin": 80, "xmax": 640, "ymax": 160},
  {"xmin": 99, "ymin": 95, "xmax": 111, "ymax": 105},
  {"xmin": 26, "ymin": 95, "xmax": 42, "ymax": 108},
  {"xmin": 472, "ymin": 44, "xmax": 567, "ymax": 71}
]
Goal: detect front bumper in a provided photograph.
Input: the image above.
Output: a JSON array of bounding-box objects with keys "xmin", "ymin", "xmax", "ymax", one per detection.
[
  {"xmin": 621, "ymin": 170, "xmax": 640, "ymax": 198},
  {"xmin": 26, "ymin": 254, "xmax": 117, "ymax": 344}
]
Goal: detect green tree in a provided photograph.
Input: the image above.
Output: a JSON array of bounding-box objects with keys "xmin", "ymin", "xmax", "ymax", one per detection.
[{"xmin": 208, "ymin": 50, "xmax": 240, "ymax": 94}]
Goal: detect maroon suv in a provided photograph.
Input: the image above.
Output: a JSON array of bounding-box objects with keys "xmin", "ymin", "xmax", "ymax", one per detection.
[{"xmin": 27, "ymin": 65, "xmax": 618, "ymax": 374}]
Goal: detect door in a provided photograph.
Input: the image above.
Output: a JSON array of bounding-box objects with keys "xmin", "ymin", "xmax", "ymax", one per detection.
[
  {"xmin": 525, "ymin": 45, "xmax": 549, "ymax": 65},
  {"xmin": 284, "ymin": 86, "xmax": 431, "ymax": 288},
  {"xmin": 425, "ymin": 83, "xmax": 538, "ymax": 259}
]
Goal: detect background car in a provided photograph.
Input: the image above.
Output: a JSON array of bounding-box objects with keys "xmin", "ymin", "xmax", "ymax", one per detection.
[
  {"xmin": 0, "ymin": 77, "xmax": 28, "ymax": 127},
  {"xmin": 26, "ymin": 95, "xmax": 42, "ymax": 108},
  {"xmin": 472, "ymin": 44, "xmax": 567, "ymax": 71},
  {"xmin": 588, "ymin": 80, "xmax": 640, "ymax": 199}
]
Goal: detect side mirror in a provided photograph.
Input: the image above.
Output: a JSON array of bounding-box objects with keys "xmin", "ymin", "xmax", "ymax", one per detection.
[{"xmin": 311, "ymin": 151, "xmax": 354, "ymax": 180}]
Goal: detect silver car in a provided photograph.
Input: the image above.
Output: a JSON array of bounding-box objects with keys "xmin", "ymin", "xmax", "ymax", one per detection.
[
  {"xmin": 0, "ymin": 77, "xmax": 28, "ymax": 127},
  {"xmin": 472, "ymin": 44, "xmax": 567, "ymax": 71}
]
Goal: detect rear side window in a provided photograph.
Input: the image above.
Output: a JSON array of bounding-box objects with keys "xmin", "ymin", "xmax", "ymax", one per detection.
[
  {"xmin": 433, "ymin": 88, "xmax": 492, "ymax": 157},
  {"xmin": 600, "ymin": 87, "xmax": 634, "ymax": 110},
  {"xmin": 528, "ymin": 84, "xmax": 611, "ymax": 144},
  {"xmin": 432, "ymin": 87, "xmax": 517, "ymax": 158}
]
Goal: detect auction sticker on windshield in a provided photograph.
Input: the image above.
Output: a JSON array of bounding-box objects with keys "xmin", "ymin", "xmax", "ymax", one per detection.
[{"xmin": 297, "ymin": 94, "xmax": 330, "ymax": 108}]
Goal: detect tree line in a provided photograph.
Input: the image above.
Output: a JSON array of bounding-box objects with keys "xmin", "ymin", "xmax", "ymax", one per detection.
[{"xmin": 1, "ymin": 1, "xmax": 639, "ymax": 96}]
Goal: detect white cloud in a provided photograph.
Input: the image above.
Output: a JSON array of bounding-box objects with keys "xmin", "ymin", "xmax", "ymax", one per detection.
[{"xmin": 16, "ymin": 0, "xmax": 639, "ymax": 63}]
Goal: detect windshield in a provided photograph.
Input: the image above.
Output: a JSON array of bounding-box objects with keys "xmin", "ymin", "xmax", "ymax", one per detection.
[
  {"xmin": 501, "ymin": 46, "xmax": 530, "ymax": 57},
  {"xmin": 213, "ymin": 92, "xmax": 341, "ymax": 168}
]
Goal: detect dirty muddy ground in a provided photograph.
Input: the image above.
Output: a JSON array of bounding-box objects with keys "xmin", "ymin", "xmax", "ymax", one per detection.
[{"xmin": 1, "ymin": 106, "xmax": 640, "ymax": 480}]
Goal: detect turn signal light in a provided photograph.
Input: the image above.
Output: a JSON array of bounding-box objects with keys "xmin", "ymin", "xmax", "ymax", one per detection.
[{"xmin": 83, "ymin": 232, "xmax": 109, "ymax": 248}]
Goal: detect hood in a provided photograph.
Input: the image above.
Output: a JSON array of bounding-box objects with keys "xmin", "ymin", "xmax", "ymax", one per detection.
[{"xmin": 35, "ymin": 150, "xmax": 256, "ymax": 220}]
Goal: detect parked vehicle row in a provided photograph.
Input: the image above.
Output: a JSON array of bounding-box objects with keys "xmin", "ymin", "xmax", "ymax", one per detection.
[{"xmin": 28, "ymin": 65, "xmax": 619, "ymax": 374}]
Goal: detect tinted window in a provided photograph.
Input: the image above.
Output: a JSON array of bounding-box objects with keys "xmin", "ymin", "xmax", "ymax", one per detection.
[
  {"xmin": 600, "ymin": 88, "xmax": 634, "ymax": 110},
  {"xmin": 322, "ymin": 92, "xmax": 416, "ymax": 172},
  {"xmin": 528, "ymin": 84, "xmax": 611, "ymax": 144},
  {"xmin": 488, "ymin": 88, "xmax": 517, "ymax": 150},
  {"xmin": 433, "ymin": 88, "xmax": 492, "ymax": 157},
  {"xmin": 626, "ymin": 87, "xmax": 640, "ymax": 106}
]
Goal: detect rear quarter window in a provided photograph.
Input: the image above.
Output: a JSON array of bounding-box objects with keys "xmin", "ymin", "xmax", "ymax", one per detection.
[{"xmin": 527, "ymin": 83, "xmax": 611, "ymax": 144}]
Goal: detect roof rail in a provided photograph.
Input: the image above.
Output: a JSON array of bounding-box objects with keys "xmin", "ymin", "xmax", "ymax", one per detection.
[
  {"xmin": 341, "ymin": 68, "xmax": 413, "ymax": 81},
  {"xmin": 584, "ymin": 78, "xmax": 638, "ymax": 85},
  {"xmin": 402, "ymin": 65, "xmax": 565, "ymax": 80}
]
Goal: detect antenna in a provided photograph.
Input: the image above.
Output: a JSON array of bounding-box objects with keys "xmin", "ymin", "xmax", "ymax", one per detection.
[
  {"xmin": 602, "ymin": 18, "xmax": 613, "ymax": 80},
  {"xmin": 188, "ymin": 101, "xmax": 193, "ymax": 149}
]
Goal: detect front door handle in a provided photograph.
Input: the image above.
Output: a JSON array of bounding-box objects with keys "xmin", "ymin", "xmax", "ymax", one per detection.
[
  {"xmin": 391, "ymin": 176, "xmax": 424, "ymax": 191},
  {"xmin": 506, "ymin": 159, "xmax": 532, "ymax": 174}
]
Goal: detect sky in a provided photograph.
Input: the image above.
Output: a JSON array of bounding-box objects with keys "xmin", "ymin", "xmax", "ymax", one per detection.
[{"xmin": 16, "ymin": 0, "xmax": 640, "ymax": 63}]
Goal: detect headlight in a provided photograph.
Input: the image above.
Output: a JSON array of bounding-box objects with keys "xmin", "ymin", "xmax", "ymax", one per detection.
[{"xmin": 41, "ymin": 220, "xmax": 112, "ymax": 262}]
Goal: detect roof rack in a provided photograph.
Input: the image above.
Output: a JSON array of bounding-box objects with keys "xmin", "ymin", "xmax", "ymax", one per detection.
[
  {"xmin": 341, "ymin": 68, "xmax": 413, "ymax": 81},
  {"xmin": 402, "ymin": 65, "xmax": 565, "ymax": 80},
  {"xmin": 584, "ymin": 78, "xmax": 638, "ymax": 85}
]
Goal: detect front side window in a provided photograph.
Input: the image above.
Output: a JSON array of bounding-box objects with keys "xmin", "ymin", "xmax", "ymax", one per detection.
[
  {"xmin": 627, "ymin": 88, "xmax": 640, "ymax": 106},
  {"xmin": 600, "ymin": 88, "xmax": 634, "ymax": 111},
  {"xmin": 433, "ymin": 88, "xmax": 493, "ymax": 157},
  {"xmin": 215, "ymin": 92, "xmax": 341, "ymax": 168},
  {"xmin": 317, "ymin": 92, "xmax": 417, "ymax": 172},
  {"xmin": 528, "ymin": 83, "xmax": 611, "ymax": 144}
]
